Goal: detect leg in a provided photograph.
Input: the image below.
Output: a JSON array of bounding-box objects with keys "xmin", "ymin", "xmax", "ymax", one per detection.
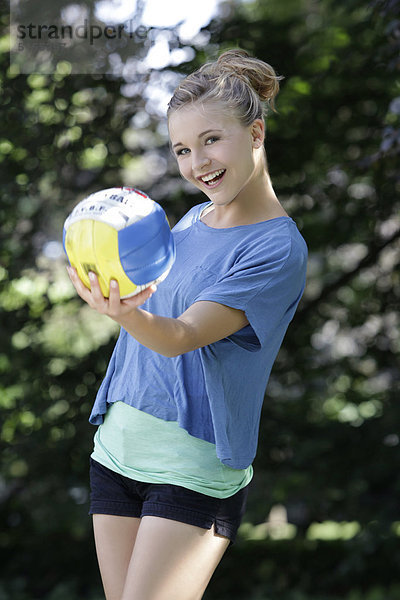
[
  {"xmin": 92, "ymin": 514, "xmax": 140, "ymax": 600},
  {"xmin": 121, "ymin": 516, "xmax": 230, "ymax": 600}
]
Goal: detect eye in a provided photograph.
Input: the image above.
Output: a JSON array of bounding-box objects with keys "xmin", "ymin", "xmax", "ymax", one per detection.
[
  {"xmin": 176, "ymin": 147, "xmax": 190, "ymax": 157},
  {"xmin": 205, "ymin": 136, "xmax": 219, "ymax": 145}
]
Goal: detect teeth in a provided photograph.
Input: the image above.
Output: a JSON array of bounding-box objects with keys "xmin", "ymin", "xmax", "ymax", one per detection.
[{"xmin": 201, "ymin": 169, "xmax": 225, "ymax": 183}]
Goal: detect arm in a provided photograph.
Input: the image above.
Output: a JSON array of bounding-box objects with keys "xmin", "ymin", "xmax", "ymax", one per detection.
[{"xmin": 67, "ymin": 267, "xmax": 249, "ymax": 357}]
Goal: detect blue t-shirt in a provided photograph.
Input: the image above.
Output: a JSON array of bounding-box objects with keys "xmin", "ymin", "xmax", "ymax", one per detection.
[{"xmin": 89, "ymin": 202, "xmax": 308, "ymax": 469}]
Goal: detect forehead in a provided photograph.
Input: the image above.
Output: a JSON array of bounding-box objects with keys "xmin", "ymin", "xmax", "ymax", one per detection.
[{"xmin": 168, "ymin": 101, "xmax": 242, "ymax": 142}]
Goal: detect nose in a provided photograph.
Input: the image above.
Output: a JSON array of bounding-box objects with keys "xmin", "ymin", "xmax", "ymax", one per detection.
[{"xmin": 192, "ymin": 150, "xmax": 211, "ymax": 173}]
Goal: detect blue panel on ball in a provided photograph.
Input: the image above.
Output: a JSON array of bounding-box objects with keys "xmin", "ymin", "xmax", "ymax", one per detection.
[
  {"xmin": 118, "ymin": 205, "xmax": 176, "ymax": 285},
  {"xmin": 62, "ymin": 227, "xmax": 70, "ymax": 263}
]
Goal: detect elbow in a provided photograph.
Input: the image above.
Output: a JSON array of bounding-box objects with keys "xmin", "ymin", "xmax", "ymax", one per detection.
[
  {"xmin": 160, "ymin": 345, "xmax": 193, "ymax": 358},
  {"xmin": 159, "ymin": 339, "xmax": 201, "ymax": 358},
  {"xmin": 154, "ymin": 319, "xmax": 200, "ymax": 358},
  {"xmin": 160, "ymin": 349, "xmax": 181, "ymax": 358},
  {"xmin": 162, "ymin": 321, "xmax": 200, "ymax": 357}
]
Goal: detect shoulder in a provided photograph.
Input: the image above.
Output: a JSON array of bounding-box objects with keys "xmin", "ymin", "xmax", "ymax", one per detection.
[
  {"xmin": 235, "ymin": 218, "xmax": 307, "ymax": 263},
  {"xmin": 172, "ymin": 202, "xmax": 210, "ymax": 233},
  {"xmin": 225, "ymin": 219, "xmax": 307, "ymax": 296}
]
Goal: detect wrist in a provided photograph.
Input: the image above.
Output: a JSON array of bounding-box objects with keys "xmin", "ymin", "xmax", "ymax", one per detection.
[{"xmin": 112, "ymin": 305, "xmax": 141, "ymax": 328}]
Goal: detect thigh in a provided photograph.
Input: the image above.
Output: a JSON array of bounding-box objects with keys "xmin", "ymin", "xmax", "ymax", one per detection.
[
  {"xmin": 93, "ymin": 514, "xmax": 141, "ymax": 600},
  {"xmin": 89, "ymin": 460, "xmax": 144, "ymax": 600},
  {"xmin": 121, "ymin": 516, "xmax": 230, "ymax": 600}
]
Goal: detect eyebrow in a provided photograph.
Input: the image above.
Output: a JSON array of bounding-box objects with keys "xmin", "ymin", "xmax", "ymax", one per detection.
[{"xmin": 172, "ymin": 129, "xmax": 223, "ymax": 149}]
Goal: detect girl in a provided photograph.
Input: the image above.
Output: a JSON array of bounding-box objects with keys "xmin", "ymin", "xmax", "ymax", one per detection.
[{"xmin": 68, "ymin": 49, "xmax": 308, "ymax": 600}]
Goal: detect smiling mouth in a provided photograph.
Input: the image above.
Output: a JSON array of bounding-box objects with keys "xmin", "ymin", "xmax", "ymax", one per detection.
[{"xmin": 199, "ymin": 169, "xmax": 226, "ymax": 186}]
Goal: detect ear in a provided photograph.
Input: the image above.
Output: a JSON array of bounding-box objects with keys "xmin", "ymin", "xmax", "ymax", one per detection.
[{"xmin": 251, "ymin": 119, "xmax": 265, "ymax": 149}]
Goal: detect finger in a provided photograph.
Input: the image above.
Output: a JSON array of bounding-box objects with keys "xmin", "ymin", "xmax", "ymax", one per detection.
[
  {"xmin": 107, "ymin": 280, "xmax": 152, "ymax": 317},
  {"xmin": 87, "ymin": 271, "xmax": 113, "ymax": 314},
  {"xmin": 121, "ymin": 284, "xmax": 157, "ymax": 308},
  {"xmin": 67, "ymin": 266, "xmax": 91, "ymax": 300},
  {"xmin": 88, "ymin": 271, "xmax": 105, "ymax": 299},
  {"xmin": 145, "ymin": 284, "xmax": 157, "ymax": 300},
  {"xmin": 108, "ymin": 279, "xmax": 121, "ymax": 314}
]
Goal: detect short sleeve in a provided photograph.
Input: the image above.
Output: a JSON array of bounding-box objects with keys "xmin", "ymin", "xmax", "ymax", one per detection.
[{"xmin": 194, "ymin": 226, "xmax": 307, "ymax": 351}]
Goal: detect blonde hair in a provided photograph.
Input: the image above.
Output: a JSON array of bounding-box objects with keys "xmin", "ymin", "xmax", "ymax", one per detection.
[{"xmin": 167, "ymin": 49, "xmax": 283, "ymax": 125}]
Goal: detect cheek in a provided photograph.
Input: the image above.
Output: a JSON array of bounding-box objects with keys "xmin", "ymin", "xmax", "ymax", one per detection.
[{"xmin": 178, "ymin": 160, "xmax": 194, "ymax": 181}]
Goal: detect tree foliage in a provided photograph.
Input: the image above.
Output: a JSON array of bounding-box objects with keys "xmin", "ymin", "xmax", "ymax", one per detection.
[{"xmin": 1, "ymin": 0, "xmax": 399, "ymax": 598}]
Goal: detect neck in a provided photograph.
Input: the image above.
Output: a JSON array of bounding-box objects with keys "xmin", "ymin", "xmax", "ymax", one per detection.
[{"xmin": 203, "ymin": 159, "xmax": 288, "ymax": 228}]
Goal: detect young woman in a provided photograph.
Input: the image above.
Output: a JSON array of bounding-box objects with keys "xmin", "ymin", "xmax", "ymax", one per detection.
[{"xmin": 68, "ymin": 49, "xmax": 308, "ymax": 600}]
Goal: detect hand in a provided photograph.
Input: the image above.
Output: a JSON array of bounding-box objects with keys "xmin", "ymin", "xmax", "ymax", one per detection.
[{"xmin": 66, "ymin": 266, "xmax": 157, "ymax": 320}]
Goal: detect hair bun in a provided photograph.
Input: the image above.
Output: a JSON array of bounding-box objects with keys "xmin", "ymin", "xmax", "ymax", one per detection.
[
  {"xmin": 217, "ymin": 48, "xmax": 283, "ymax": 111},
  {"xmin": 168, "ymin": 48, "xmax": 283, "ymax": 125}
]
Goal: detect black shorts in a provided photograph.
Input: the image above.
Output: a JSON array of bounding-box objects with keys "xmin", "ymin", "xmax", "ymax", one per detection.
[{"xmin": 89, "ymin": 458, "xmax": 249, "ymax": 544}]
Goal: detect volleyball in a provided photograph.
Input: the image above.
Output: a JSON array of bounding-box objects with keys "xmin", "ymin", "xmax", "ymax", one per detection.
[{"xmin": 63, "ymin": 187, "xmax": 176, "ymax": 299}]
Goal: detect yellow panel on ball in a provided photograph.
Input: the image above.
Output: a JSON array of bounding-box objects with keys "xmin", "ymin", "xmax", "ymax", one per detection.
[{"xmin": 65, "ymin": 219, "xmax": 138, "ymax": 298}]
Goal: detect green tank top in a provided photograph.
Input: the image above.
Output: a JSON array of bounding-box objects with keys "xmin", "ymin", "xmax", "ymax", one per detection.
[{"xmin": 91, "ymin": 401, "xmax": 253, "ymax": 499}]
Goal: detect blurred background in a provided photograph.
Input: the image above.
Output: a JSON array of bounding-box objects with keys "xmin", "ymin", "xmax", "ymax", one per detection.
[{"xmin": 1, "ymin": 0, "xmax": 399, "ymax": 598}]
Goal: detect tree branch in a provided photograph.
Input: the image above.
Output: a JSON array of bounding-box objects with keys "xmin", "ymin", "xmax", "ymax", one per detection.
[{"xmin": 296, "ymin": 226, "xmax": 400, "ymax": 321}]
